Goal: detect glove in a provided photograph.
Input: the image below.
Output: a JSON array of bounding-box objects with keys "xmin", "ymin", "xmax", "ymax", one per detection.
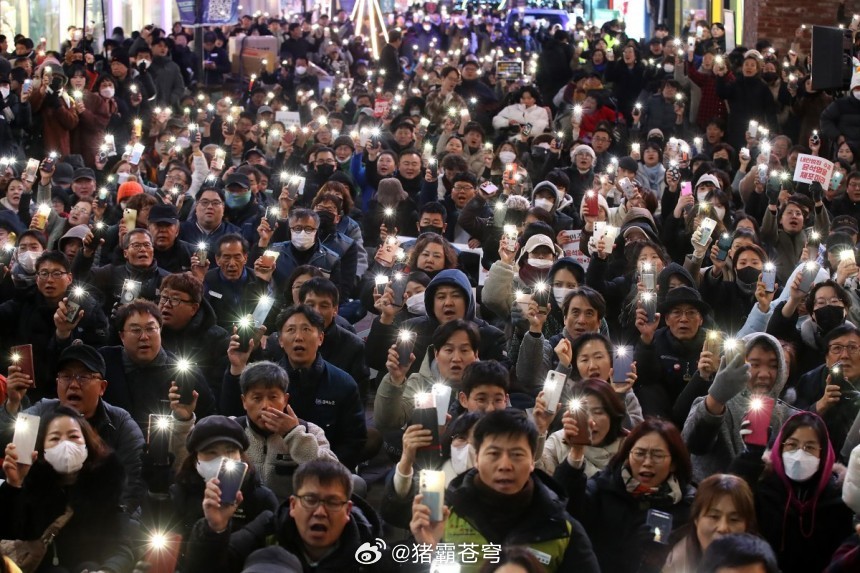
[
  {"xmin": 690, "ymin": 228, "xmax": 707, "ymax": 258},
  {"xmin": 510, "ymin": 301, "xmax": 529, "ymax": 333},
  {"xmin": 765, "ymin": 180, "xmax": 780, "ymax": 205},
  {"xmin": 707, "ymin": 353, "xmax": 751, "ymax": 405},
  {"xmin": 810, "ymin": 181, "xmax": 823, "ymax": 203}
]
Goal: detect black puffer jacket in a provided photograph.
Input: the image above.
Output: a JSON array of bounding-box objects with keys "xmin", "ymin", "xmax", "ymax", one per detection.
[{"xmin": 821, "ymin": 94, "xmax": 860, "ymax": 150}]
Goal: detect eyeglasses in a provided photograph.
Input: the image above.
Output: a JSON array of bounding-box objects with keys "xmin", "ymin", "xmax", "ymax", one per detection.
[
  {"xmin": 294, "ymin": 494, "xmax": 349, "ymax": 511},
  {"xmin": 453, "ymin": 185, "xmax": 475, "ymax": 192},
  {"xmin": 159, "ymin": 294, "xmax": 193, "ymax": 307},
  {"xmin": 782, "ymin": 440, "xmax": 821, "ymax": 456},
  {"xmin": 290, "ymin": 226, "xmax": 317, "ymax": 234},
  {"xmin": 124, "ymin": 326, "xmax": 160, "ymax": 337},
  {"xmin": 70, "ymin": 206, "xmax": 90, "ymax": 214},
  {"xmin": 164, "ymin": 175, "xmax": 187, "ymax": 185},
  {"xmin": 828, "ymin": 343, "xmax": 860, "ymax": 356},
  {"xmin": 630, "ymin": 448, "xmax": 670, "ymax": 463},
  {"xmin": 668, "ymin": 308, "xmax": 701, "ymax": 320},
  {"xmin": 128, "ymin": 242, "xmax": 153, "ymax": 251},
  {"xmin": 36, "ymin": 270, "xmax": 70, "ymax": 279},
  {"xmin": 197, "ymin": 199, "xmax": 224, "ymax": 208},
  {"xmin": 592, "ymin": 136, "xmax": 611, "ymax": 143},
  {"xmin": 58, "ymin": 373, "xmax": 101, "ymax": 386}
]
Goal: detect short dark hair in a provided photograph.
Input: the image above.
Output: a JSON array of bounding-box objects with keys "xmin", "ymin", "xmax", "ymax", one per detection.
[
  {"xmin": 216, "ymin": 233, "xmax": 249, "ymax": 255},
  {"xmin": 115, "ymin": 299, "xmax": 163, "ymax": 329},
  {"xmin": 472, "ymin": 409, "xmax": 539, "ymax": 457},
  {"xmin": 293, "ymin": 459, "xmax": 353, "ymax": 499},
  {"xmin": 461, "ymin": 360, "xmax": 509, "ymax": 396},
  {"xmin": 19, "ymin": 230, "xmax": 47, "ymax": 249},
  {"xmin": 122, "ymin": 228, "xmax": 153, "ymax": 249},
  {"xmin": 432, "ymin": 319, "xmax": 480, "ymax": 353},
  {"xmin": 562, "ymin": 286, "xmax": 606, "ymax": 319},
  {"xmin": 298, "ymin": 277, "xmax": 340, "ymax": 307},
  {"xmin": 419, "ymin": 201, "xmax": 448, "ymax": 219},
  {"xmin": 440, "ymin": 65, "xmax": 459, "ymax": 79},
  {"xmin": 699, "ymin": 534, "xmax": 779, "ymax": 573},
  {"xmin": 240, "ymin": 360, "xmax": 289, "ymax": 394},
  {"xmin": 36, "ymin": 250, "xmax": 71, "ymax": 272},
  {"xmin": 825, "ymin": 323, "xmax": 860, "ymax": 345},
  {"xmin": 275, "ymin": 304, "xmax": 325, "ymax": 333},
  {"xmin": 806, "ymin": 279, "xmax": 851, "ymax": 314},
  {"xmin": 388, "ymin": 29, "xmax": 402, "ymax": 43},
  {"xmin": 546, "ymin": 169, "xmax": 570, "ymax": 190},
  {"xmin": 289, "ymin": 208, "xmax": 320, "ymax": 226},
  {"xmin": 161, "ymin": 272, "xmax": 203, "ymax": 304}
]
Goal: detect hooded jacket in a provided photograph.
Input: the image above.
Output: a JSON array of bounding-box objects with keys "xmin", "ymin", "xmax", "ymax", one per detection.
[
  {"xmin": 530, "ymin": 181, "xmax": 575, "ymax": 233},
  {"xmin": 365, "ymin": 269, "xmax": 506, "ymax": 373},
  {"xmin": 731, "ymin": 412, "xmax": 854, "ymax": 573},
  {"xmin": 186, "ymin": 493, "xmax": 398, "ymax": 572},
  {"xmin": 682, "ymin": 332, "xmax": 795, "ymax": 482}
]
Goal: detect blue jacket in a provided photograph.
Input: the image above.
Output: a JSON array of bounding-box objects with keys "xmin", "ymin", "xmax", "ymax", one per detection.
[{"xmin": 252, "ymin": 240, "xmax": 343, "ymax": 298}]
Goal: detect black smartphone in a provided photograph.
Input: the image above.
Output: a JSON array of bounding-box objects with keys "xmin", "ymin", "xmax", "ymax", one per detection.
[
  {"xmin": 396, "ymin": 330, "xmax": 415, "ymax": 366},
  {"xmin": 147, "ymin": 414, "xmax": 171, "ymax": 466},
  {"xmin": 216, "ymin": 458, "xmax": 248, "ymax": 504},
  {"xmin": 236, "ymin": 317, "xmax": 256, "ymax": 352},
  {"xmin": 411, "ymin": 395, "xmax": 440, "ymax": 456},
  {"xmin": 174, "ymin": 360, "xmax": 195, "ymax": 405},
  {"xmin": 390, "ymin": 273, "xmax": 407, "ymax": 306}
]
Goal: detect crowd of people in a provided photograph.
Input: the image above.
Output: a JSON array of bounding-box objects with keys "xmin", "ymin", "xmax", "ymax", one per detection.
[{"xmin": 3, "ymin": 1, "xmax": 860, "ymax": 572}]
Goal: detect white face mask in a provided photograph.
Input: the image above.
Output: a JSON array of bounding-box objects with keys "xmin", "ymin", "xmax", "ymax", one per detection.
[
  {"xmin": 534, "ymin": 197, "xmax": 554, "ymax": 211},
  {"xmin": 499, "ymin": 151, "xmax": 516, "ymax": 164},
  {"xmin": 17, "ymin": 250, "xmax": 40, "ymax": 273},
  {"xmin": 100, "ymin": 87, "xmax": 115, "ymax": 98},
  {"xmin": 713, "ymin": 205, "xmax": 726, "ymax": 220},
  {"xmin": 696, "ymin": 189, "xmax": 710, "ymax": 202},
  {"xmin": 527, "ymin": 257, "xmax": 554, "ymax": 269},
  {"xmin": 405, "ymin": 291, "xmax": 426, "ymax": 315},
  {"xmin": 117, "ymin": 172, "xmax": 131, "ymax": 183},
  {"xmin": 450, "ymin": 443, "xmax": 476, "ymax": 474},
  {"xmin": 0, "ymin": 87, "xmax": 9, "ymax": 99},
  {"xmin": 291, "ymin": 230, "xmax": 316, "ymax": 250},
  {"xmin": 553, "ymin": 286, "xmax": 573, "ymax": 307},
  {"xmin": 196, "ymin": 457, "xmax": 223, "ymax": 482},
  {"xmin": 663, "ymin": 64, "xmax": 675, "ymax": 73},
  {"xmin": 44, "ymin": 440, "xmax": 88, "ymax": 474},
  {"xmin": 782, "ymin": 449, "xmax": 820, "ymax": 482},
  {"xmin": 295, "ymin": 66, "xmax": 307, "ymax": 75}
]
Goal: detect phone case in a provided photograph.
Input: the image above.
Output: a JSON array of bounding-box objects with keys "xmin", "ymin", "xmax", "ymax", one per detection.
[
  {"xmin": 147, "ymin": 414, "xmax": 172, "ymax": 466},
  {"xmin": 396, "ymin": 332, "xmax": 415, "ymax": 366},
  {"xmin": 374, "ymin": 275, "xmax": 389, "ymax": 296},
  {"xmin": 129, "ymin": 143, "xmax": 146, "ymax": 165},
  {"xmin": 612, "ymin": 347, "xmax": 635, "ymax": 384},
  {"xmin": 716, "ymin": 233, "xmax": 733, "ymax": 261},
  {"xmin": 762, "ymin": 267, "xmax": 776, "ymax": 292},
  {"xmin": 175, "ymin": 364, "xmax": 195, "ymax": 405},
  {"xmin": 390, "ymin": 275, "xmax": 407, "ymax": 306},
  {"xmin": 119, "ymin": 279, "xmax": 141, "ymax": 305},
  {"xmin": 217, "ymin": 459, "xmax": 249, "ymax": 505},
  {"xmin": 0, "ymin": 240, "xmax": 15, "ymax": 267},
  {"xmin": 11, "ymin": 344, "xmax": 35, "ymax": 381},
  {"xmin": 251, "ymin": 295, "xmax": 275, "ymax": 326},
  {"xmin": 533, "ymin": 285, "xmax": 551, "ymax": 308},
  {"xmin": 65, "ymin": 291, "xmax": 83, "ymax": 323},
  {"xmin": 703, "ymin": 330, "xmax": 723, "ymax": 356},
  {"xmin": 419, "ymin": 470, "xmax": 445, "ymax": 522},
  {"xmin": 680, "ymin": 182, "xmax": 692, "ymax": 197},
  {"xmin": 543, "ymin": 371, "xmax": 566, "ymax": 414},
  {"xmin": 411, "ymin": 405, "xmax": 441, "ymax": 454},
  {"xmin": 123, "ymin": 208, "xmax": 138, "ymax": 230},
  {"xmin": 641, "ymin": 268, "xmax": 656, "ymax": 290},
  {"xmin": 798, "ymin": 262, "xmax": 820, "ymax": 293},
  {"xmin": 585, "ymin": 193, "xmax": 598, "ymax": 217},
  {"xmin": 480, "ymin": 181, "xmax": 499, "ymax": 196},
  {"xmin": 742, "ymin": 396, "xmax": 775, "ymax": 447},
  {"xmin": 567, "ymin": 398, "xmax": 592, "ymax": 445},
  {"xmin": 641, "ymin": 293, "xmax": 657, "ymax": 322},
  {"xmin": 12, "ymin": 413, "xmax": 40, "ymax": 465},
  {"xmin": 646, "ymin": 509, "xmax": 673, "ymax": 544},
  {"xmin": 236, "ymin": 317, "xmax": 257, "ymax": 352},
  {"xmin": 377, "ymin": 239, "xmax": 399, "ymax": 266}
]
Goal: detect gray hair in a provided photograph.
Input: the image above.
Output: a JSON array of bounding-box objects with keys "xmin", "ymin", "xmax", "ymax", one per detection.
[
  {"xmin": 122, "ymin": 228, "xmax": 153, "ymax": 249},
  {"xmin": 239, "ymin": 360, "xmax": 289, "ymax": 394}
]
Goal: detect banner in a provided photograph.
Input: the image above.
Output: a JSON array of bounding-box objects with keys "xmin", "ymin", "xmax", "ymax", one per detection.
[
  {"xmin": 793, "ymin": 153, "xmax": 834, "ymax": 187},
  {"xmin": 177, "ymin": 0, "xmax": 240, "ymax": 26},
  {"xmin": 559, "ymin": 230, "xmax": 590, "ymax": 271}
]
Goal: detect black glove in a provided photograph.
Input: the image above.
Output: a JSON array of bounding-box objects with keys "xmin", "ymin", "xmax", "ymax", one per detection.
[
  {"xmin": 137, "ymin": 61, "xmax": 148, "ymax": 73},
  {"xmin": 810, "ymin": 181, "xmax": 823, "ymax": 203}
]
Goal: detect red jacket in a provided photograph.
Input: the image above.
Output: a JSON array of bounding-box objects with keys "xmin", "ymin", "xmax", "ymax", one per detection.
[
  {"xmin": 580, "ymin": 105, "xmax": 623, "ymax": 141},
  {"xmin": 72, "ymin": 91, "xmax": 116, "ymax": 168},
  {"xmin": 687, "ymin": 63, "xmax": 734, "ymax": 130},
  {"xmin": 28, "ymin": 88, "xmax": 79, "ymax": 156}
]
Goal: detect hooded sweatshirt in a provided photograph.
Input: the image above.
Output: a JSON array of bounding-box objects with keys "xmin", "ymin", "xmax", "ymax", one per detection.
[
  {"xmin": 682, "ymin": 332, "xmax": 796, "ymax": 482},
  {"xmin": 531, "ymin": 181, "xmax": 575, "ymax": 233}
]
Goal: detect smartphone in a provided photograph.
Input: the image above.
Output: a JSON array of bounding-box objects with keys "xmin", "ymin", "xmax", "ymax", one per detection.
[
  {"xmin": 612, "ymin": 346, "xmax": 635, "ymax": 386},
  {"xmin": 266, "ymin": 206, "xmax": 280, "ymax": 229},
  {"xmin": 748, "ymin": 120, "xmax": 759, "ymax": 139},
  {"xmin": 147, "ymin": 414, "xmax": 172, "ymax": 466},
  {"xmin": 22, "ymin": 79, "xmax": 33, "ymax": 95},
  {"xmin": 217, "ymin": 458, "xmax": 249, "ymax": 505},
  {"xmin": 762, "ymin": 263, "xmax": 776, "ymax": 292},
  {"xmin": 742, "ymin": 395, "xmax": 775, "ymax": 447},
  {"xmin": 567, "ymin": 397, "xmax": 592, "ymax": 445},
  {"xmin": 0, "ymin": 239, "xmax": 15, "ymax": 267},
  {"xmin": 12, "ymin": 413, "xmax": 40, "ymax": 466},
  {"xmin": 289, "ymin": 175, "xmax": 306, "ymax": 198},
  {"xmin": 251, "ymin": 294, "xmax": 275, "ymax": 326},
  {"xmin": 224, "ymin": 118, "xmax": 236, "ymax": 136},
  {"xmin": 119, "ymin": 279, "xmax": 142, "ymax": 305},
  {"xmin": 390, "ymin": 273, "xmax": 408, "ymax": 306},
  {"xmin": 521, "ymin": 123, "xmax": 533, "ymax": 137},
  {"xmin": 680, "ymin": 182, "xmax": 692, "ymax": 197},
  {"xmin": 698, "ymin": 217, "xmax": 717, "ymax": 246},
  {"xmin": 42, "ymin": 153, "xmax": 57, "ymax": 172},
  {"xmin": 797, "ymin": 261, "xmax": 820, "ymax": 293},
  {"xmin": 65, "ymin": 286, "xmax": 85, "ymax": 323},
  {"xmin": 142, "ymin": 531, "xmax": 181, "ymax": 573},
  {"xmin": 236, "ymin": 316, "xmax": 257, "ymax": 352},
  {"xmin": 619, "ymin": 177, "xmax": 635, "ymax": 199},
  {"xmin": 543, "ymin": 370, "xmax": 566, "ymax": 414},
  {"xmin": 23, "ymin": 158, "xmax": 40, "ymax": 182},
  {"xmin": 641, "ymin": 292, "xmax": 657, "ymax": 323},
  {"xmin": 412, "ymin": 392, "xmax": 440, "ymax": 453},
  {"xmin": 396, "ymin": 330, "xmax": 415, "ymax": 365},
  {"xmin": 715, "ymin": 233, "xmax": 733, "ymax": 261},
  {"xmin": 757, "ymin": 164, "xmax": 768, "ymax": 185},
  {"xmin": 646, "ymin": 509, "xmax": 673, "ymax": 544},
  {"xmin": 419, "ymin": 470, "xmax": 445, "ymax": 521},
  {"xmin": 92, "ymin": 221, "xmax": 107, "ymax": 242},
  {"xmin": 211, "ymin": 148, "xmax": 226, "ymax": 171},
  {"xmin": 174, "ymin": 361, "xmax": 195, "ymax": 405},
  {"xmin": 811, "ymin": 130, "xmax": 821, "ymax": 146},
  {"xmin": 129, "ymin": 143, "xmax": 145, "ymax": 165},
  {"xmin": 533, "ymin": 283, "xmax": 551, "ymax": 308},
  {"xmin": 11, "ymin": 344, "xmax": 35, "ymax": 382},
  {"xmin": 641, "ymin": 264, "xmax": 656, "ymax": 290},
  {"xmin": 377, "ymin": 237, "xmax": 399, "ymax": 266},
  {"xmin": 97, "ymin": 187, "xmax": 110, "ymax": 208},
  {"xmin": 479, "ymin": 181, "xmax": 498, "ymax": 196},
  {"xmin": 831, "ymin": 171, "xmax": 845, "ymax": 191},
  {"xmin": 585, "ymin": 191, "xmax": 598, "ymax": 217},
  {"xmin": 123, "ymin": 208, "xmax": 138, "ymax": 229}
]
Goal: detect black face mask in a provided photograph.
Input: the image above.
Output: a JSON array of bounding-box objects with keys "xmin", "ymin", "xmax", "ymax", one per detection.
[
  {"xmin": 317, "ymin": 210, "xmax": 336, "ymax": 235},
  {"xmin": 762, "ymin": 72, "xmax": 778, "ymax": 83},
  {"xmin": 419, "ymin": 225, "xmax": 443, "ymax": 236},
  {"xmin": 814, "ymin": 305, "xmax": 845, "ymax": 335},
  {"xmin": 316, "ymin": 164, "xmax": 335, "ymax": 178},
  {"xmin": 714, "ymin": 158, "xmax": 731, "ymax": 172},
  {"xmin": 735, "ymin": 266, "xmax": 761, "ymax": 292}
]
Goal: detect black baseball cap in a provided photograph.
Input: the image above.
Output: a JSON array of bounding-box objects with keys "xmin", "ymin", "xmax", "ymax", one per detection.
[
  {"xmin": 148, "ymin": 204, "xmax": 179, "ymax": 224},
  {"xmin": 58, "ymin": 343, "xmax": 106, "ymax": 378}
]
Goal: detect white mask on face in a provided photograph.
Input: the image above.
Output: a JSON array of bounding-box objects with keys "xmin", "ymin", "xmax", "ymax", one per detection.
[
  {"xmin": 782, "ymin": 449, "xmax": 820, "ymax": 482},
  {"xmin": 100, "ymin": 87, "xmax": 115, "ymax": 98},
  {"xmin": 696, "ymin": 189, "xmax": 709, "ymax": 202},
  {"xmin": 44, "ymin": 440, "xmax": 88, "ymax": 474},
  {"xmin": 117, "ymin": 172, "xmax": 131, "ymax": 184},
  {"xmin": 0, "ymin": 87, "xmax": 9, "ymax": 99},
  {"xmin": 16, "ymin": 250, "xmax": 40, "ymax": 273},
  {"xmin": 291, "ymin": 230, "xmax": 316, "ymax": 250},
  {"xmin": 450, "ymin": 443, "xmax": 476, "ymax": 474},
  {"xmin": 196, "ymin": 457, "xmax": 223, "ymax": 482},
  {"xmin": 713, "ymin": 205, "xmax": 726, "ymax": 220},
  {"xmin": 499, "ymin": 151, "xmax": 516, "ymax": 164},
  {"xmin": 534, "ymin": 197, "xmax": 554, "ymax": 211},
  {"xmin": 405, "ymin": 291, "xmax": 426, "ymax": 315},
  {"xmin": 527, "ymin": 257, "xmax": 554, "ymax": 269},
  {"xmin": 295, "ymin": 66, "xmax": 307, "ymax": 75},
  {"xmin": 553, "ymin": 286, "xmax": 573, "ymax": 306}
]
